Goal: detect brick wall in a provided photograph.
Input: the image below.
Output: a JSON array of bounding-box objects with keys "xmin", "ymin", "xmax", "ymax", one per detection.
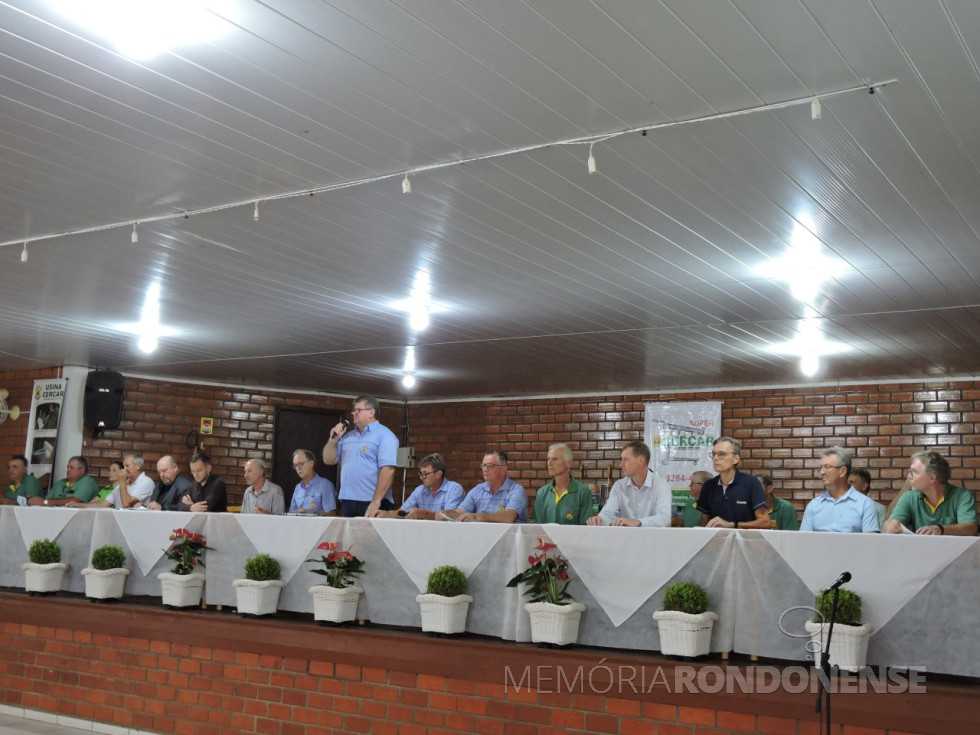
[{"xmin": 3, "ymin": 369, "xmax": 978, "ymax": 513}]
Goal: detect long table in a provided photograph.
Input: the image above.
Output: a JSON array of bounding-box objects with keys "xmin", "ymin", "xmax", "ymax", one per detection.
[{"xmin": 2, "ymin": 507, "xmax": 975, "ymax": 676}]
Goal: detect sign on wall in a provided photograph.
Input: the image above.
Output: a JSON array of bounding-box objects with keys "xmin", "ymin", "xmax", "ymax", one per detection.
[
  {"xmin": 644, "ymin": 401, "xmax": 722, "ymax": 523},
  {"xmin": 25, "ymin": 378, "xmax": 67, "ymax": 490}
]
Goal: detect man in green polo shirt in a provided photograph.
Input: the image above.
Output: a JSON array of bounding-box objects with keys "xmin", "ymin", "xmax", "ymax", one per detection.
[
  {"xmin": 3, "ymin": 455, "xmax": 43, "ymax": 505},
  {"xmin": 759, "ymin": 474, "xmax": 799, "ymax": 530},
  {"xmin": 31, "ymin": 456, "xmax": 100, "ymax": 506},
  {"xmin": 533, "ymin": 443, "xmax": 593, "ymax": 525},
  {"xmin": 884, "ymin": 450, "xmax": 978, "ymax": 536}
]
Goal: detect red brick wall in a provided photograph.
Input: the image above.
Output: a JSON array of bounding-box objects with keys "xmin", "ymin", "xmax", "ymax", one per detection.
[
  {"xmin": 406, "ymin": 382, "xmax": 980, "ymax": 515},
  {"xmin": 3, "ymin": 369, "xmax": 978, "ymax": 513},
  {"xmin": 0, "ymin": 617, "xmax": 945, "ymax": 735}
]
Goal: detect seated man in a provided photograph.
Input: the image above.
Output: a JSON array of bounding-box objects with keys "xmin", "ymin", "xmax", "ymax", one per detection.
[
  {"xmin": 533, "ymin": 444, "xmax": 593, "ymax": 525},
  {"xmin": 695, "ymin": 437, "xmax": 770, "ymax": 529},
  {"xmin": 760, "ymin": 474, "xmax": 799, "ymax": 530},
  {"xmin": 444, "ymin": 451, "xmax": 527, "ymax": 523},
  {"xmin": 371, "ymin": 453, "xmax": 463, "ymax": 520},
  {"xmin": 849, "ymin": 468, "xmax": 888, "ymax": 531},
  {"xmin": 289, "ymin": 449, "xmax": 337, "ymax": 515},
  {"xmin": 2, "ymin": 455, "xmax": 42, "ymax": 506},
  {"xmin": 801, "ymin": 446, "xmax": 879, "ymax": 533},
  {"xmin": 146, "ymin": 456, "xmax": 194, "ymax": 511},
  {"xmin": 71, "ymin": 453, "xmax": 155, "ymax": 509},
  {"xmin": 31, "ymin": 456, "xmax": 100, "ymax": 506},
  {"xmin": 587, "ymin": 441, "xmax": 670, "ymax": 527},
  {"xmin": 884, "ymin": 451, "xmax": 978, "ymax": 536},
  {"xmin": 180, "ymin": 452, "xmax": 228, "ymax": 512},
  {"xmin": 240, "ymin": 458, "xmax": 284, "ymax": 514}
]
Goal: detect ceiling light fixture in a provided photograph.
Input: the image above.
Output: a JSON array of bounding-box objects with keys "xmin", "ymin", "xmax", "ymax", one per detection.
[
  {"xmin": 131, "ymin": 223, "xmax": 138, "ymax": 243},
  {"xmin": 253, "ymin": 201, "xmax": 259, "ymax": 221},
  {"xmin": 401, "ymin": 374, "xmax": 416, "ymax": 389},
  {"xmin": 587, "ymin": 143, "xmax": 597, "ymax": 174},
  {"xmin": 20, "ymin": 242, "xmax": 28, "ymax": 263},
  {"xmin": 0, "ymin": 79, "xmax": 897, "ymax": 255},
  {"xmin": 113, "ymin": 281, "xmax": 178, "ymax": 353},
  {"xmin": 766, "ymin": 315, "xmax": 850, "ymax": 377},
  {"xmin": 811, "ymin": 98, "xmax": 822, "ymax": 120},
  {"xmin": 402, "ymin": 175, "xmax": 412, "ymax": 194}
]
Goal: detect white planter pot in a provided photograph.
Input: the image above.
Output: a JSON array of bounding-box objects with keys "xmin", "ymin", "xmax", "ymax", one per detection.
[
  {"xmin": 653, "ymin": 610, "xmax": 719, "ymax": 657},
  {"xmin": 525, "ymin": 601, "xmax": 586, "ymax": 646},
  {"xmin": 22, "ymin": 562, "xmax": 68, "ymax": 593},
  {"xmin": 309, "ymin": 585, "xmax": 363, "ymax": 623},
  {"xmin": 805, "ymin": 621, "xmax": 872, "ymax": 672},
  {"xmin": 233, "ymin": 579, "xmax": 285, "ymax": 616},
  {"xmin": 158, "ymin": 572, "xmax": 206, "ymax": 607},
  {"xmin": 81, "ymin": 567, "xmax": 130, "ymax": 599},
  {"xmin": 416, "ymin": 593, "xmax": 473, "ymax": 634}
]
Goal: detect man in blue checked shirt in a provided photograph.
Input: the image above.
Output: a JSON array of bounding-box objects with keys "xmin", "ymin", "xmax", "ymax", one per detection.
[{"xmin": 369, "ymin": 453, "xmax": 463, "ymax": 520}]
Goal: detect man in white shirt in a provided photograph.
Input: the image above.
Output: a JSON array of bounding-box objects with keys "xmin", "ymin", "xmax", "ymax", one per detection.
[
  {"xmin": 240, "ymin": 458, "xmax": 284, "ymax": 514},
  {"xmin": 587, "ymin": 441, "xmax": 670, "ymax": 527},
  {"xmin": 74, "ymin": 453, "xmax": 155, "ymax": 508}
]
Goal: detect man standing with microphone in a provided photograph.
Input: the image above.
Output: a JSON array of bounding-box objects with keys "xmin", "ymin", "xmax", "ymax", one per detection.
[{"xmin": 323, "ymin": 396, "xmax": 398, "ymax": 517}]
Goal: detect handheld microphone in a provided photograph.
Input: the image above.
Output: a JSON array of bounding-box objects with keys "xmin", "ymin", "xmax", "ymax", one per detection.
[
  {"xmin": 824, "ymin": 571, "xmax": 851, "ymax": 593},
  {"xmin": 332, "ymin": 418, "xmax": 351, "ymax": 439}
]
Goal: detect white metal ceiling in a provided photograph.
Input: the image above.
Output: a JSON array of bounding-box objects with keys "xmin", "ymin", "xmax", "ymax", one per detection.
[{"xmin": 2, "ymin": 0, "xmax": 980, "ymax": 399}]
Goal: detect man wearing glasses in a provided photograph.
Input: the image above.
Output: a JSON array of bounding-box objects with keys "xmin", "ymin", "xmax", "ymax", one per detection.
[
  {"xmin": 322, "ymin": 396, "xmax": 398, "ymax": 517},
  {"xmin": 444, "ymin": 451, "xmax": 527, "ymax": 523},
  {"xmin": 369, "ymin": 453, "xmax": 463, "ymax": 520},
  {"xmin": 695, "ymin": 437, "xmax": 770, "ymax": 529},
  {"xmin": 288, "ymin": 449, "xmax": 337, "ymax": 515},
  {"xmin": 800, "ymin": 446, "xmax": 879, "ymax": 533}
]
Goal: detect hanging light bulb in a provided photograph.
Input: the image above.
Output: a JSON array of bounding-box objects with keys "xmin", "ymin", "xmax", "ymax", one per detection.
[
  {"xmin": 21, "ymin": 242, "xmax": 29, "ymax": 263},
  {"xmin": 811, "ymin": 98, "xmax": 822, "ymax": 120},
  {"xmin": 409, "ymin": 307, "xmax": 430, "ymax": 332},
  {"xmin": 800, "ymin": 353, "xmax": 819, "ymax": 377},
  {"xmin": 587, "ymin": 142, "xmax": 597, "ymax": 174},
  {"xmin": 253, "ymin": 201, "xmax": 260, "ymax": 221},
  {"xmin": 401, "ymin": 374, "xmax": 416, "ymax": 389},
  {"xmin": 131, "ymin": 223, "xmax": 139, "ymax": 243},
  {"xmin": 402, "ymin": 175, "xmax": 412, "ymax": 194}
]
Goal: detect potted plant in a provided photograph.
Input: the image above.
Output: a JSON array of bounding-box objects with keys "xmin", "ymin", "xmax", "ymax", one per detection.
[
  {"xmin": 22, "ymin": 539, "xmax": 68, "ymax": 594},
  {"xmin": 804, "ymin": 588, "xmax": 871, "ymax": 672},
  {"xmin": 307, "ymin": 541, "xmax": 365, "ymax": 624},
  {"xmin": 158, "ymin": 528, "xmax": 212, "ymax": 608},
  {"xmin": 653, "ymin": 581, "xmax": 719, "ymax": 658},
  {"xmin": 233, "ymin": 553, "xmax": 285, "ymax": 616},
  {"xmin": 82, "ymin": 544, "xmax": 130, "ymax": 600},
  {"xmin": 416, "ymin": 565, "xmax": 473, "ymax": 635},
  {"xmin": 506, "ymin": 538, "xmax": 586, "ymax": 646}
]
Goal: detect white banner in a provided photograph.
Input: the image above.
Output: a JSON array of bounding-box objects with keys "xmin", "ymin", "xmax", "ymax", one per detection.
[
  {"xmin": 644, "ymin": 401, "xmax": 722, "ymax": 522},
  {"xmin": 25, "ymin": 378, "xmax": 67, "ymax": 490}
]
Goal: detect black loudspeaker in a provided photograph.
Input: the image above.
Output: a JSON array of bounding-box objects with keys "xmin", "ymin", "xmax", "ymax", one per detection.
[{"xmin": 84, "ymin": 371, "xmax": 124, "ymax": 429}]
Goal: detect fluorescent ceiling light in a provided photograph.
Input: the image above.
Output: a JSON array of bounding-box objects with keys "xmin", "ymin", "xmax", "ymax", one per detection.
[{"xmin": 52, "ymin": 0, "xmax": 233, "ymax": 60}]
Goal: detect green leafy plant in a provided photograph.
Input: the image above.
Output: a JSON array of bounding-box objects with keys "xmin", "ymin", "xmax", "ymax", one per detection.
[
  {"xmin": 307, "ymin": 542, "xmax": 364, "ymax": 588},
  {"xmin": 244, "ymin": 553, "xmax": 281, "ymax": 581},
  {"xmin": 814, "ymin": 588, "xmax": 862, "ymax": 626},
  {"xmin": 662, "ymin": 582, "xmax": 709, "ymax": 615},
  {"xmin": 163, "ymin": 528, "xmax": 212, "ymax": 575},
  {"xmin": 90, "ymin": 544, "xmax": 126, "ymax": 570},
  {"xmin": 506, "ymin": 537, "xmax": 573, "ymax": 605},
  {"xmin": 28, "ymin": 539, "xmax": 61, "ymax": 565},
  {"xmin": 426, "ymin": 565, "xmax": 467, "ymax": 597}
]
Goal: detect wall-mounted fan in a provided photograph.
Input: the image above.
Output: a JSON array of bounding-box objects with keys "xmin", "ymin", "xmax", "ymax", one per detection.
[{"xmin": 0, "ymin": 389, "xmax": 21, "ymax": 424}]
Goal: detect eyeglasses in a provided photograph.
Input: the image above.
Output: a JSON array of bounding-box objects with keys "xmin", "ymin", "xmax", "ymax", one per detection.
[
  {"xmin": 293, "ymin": 460, "xmax": 311, "ymax": 470},
  {"xmin": 819, "ymin": 464, "xmax": 843, "ymax": 472},
  {"xmin": 709, "ymin": 452, "xmax": 732, "ymax": 459},
  {"xmin": 690, "ymin": 481, "xmax": 703, "ymax": 486},
  {"xmin": 351, "ymin": 407, "xmax": 373, "ymax": 414},
  {"xmin": 481, "ymin": 463, "xmax": 504, "ymax": 471},
  {"xmin": 418, "ymin": 470, "xmax": 437, "ymax": 479}
]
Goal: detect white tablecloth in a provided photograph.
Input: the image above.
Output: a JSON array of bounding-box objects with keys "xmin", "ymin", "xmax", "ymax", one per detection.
[{"xmin": 1, "ymin": 508, "xmax": 973, "ymax": 676}]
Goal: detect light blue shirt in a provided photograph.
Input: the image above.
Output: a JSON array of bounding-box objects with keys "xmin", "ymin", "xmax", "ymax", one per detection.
[
  {"xmin": 336, "ymin": 421, "xmax": 398, "ymax": 503},
  {"xmin": 290, "ymin": 474, "xmax": 337, "ymax": 514},
  {"xmin": 459, "ymin": 477, "xmax": 527, "ymax": 522},
  {"xmin": 402, "ymin": 479, "xmax": 465, "ymax": 512},
  {"xmin": 800, "ymin": 487, "xmax": 880, "ymax": 533}
]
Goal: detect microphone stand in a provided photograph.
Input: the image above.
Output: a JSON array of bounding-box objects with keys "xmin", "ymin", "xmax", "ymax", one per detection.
[{"xmin": 814, "ymin": 586, "xmax": 841, "ymax": 735}]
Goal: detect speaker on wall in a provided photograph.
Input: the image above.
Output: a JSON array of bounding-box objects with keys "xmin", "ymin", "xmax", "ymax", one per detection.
[{"xmin": 84, "ymin": 371, "xmax": 124, "ymax": 429}]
